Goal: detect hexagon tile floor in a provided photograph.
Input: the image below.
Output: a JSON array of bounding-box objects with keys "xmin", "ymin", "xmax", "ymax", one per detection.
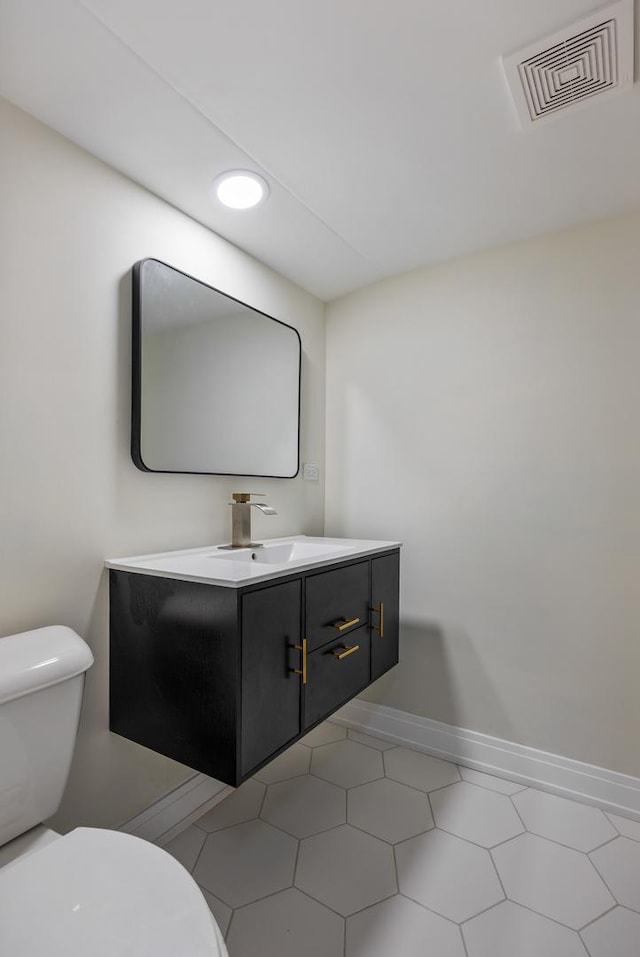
[{"xmin": 162, "ymin": 722, "xmax": 640, "ymax": 957}]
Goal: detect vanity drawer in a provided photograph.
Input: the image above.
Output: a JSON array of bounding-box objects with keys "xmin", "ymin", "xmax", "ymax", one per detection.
[
  {"xmin": 304, "ymin": 626, "xmax": 371, "ymax": 729},
  {"xmin": 305, "ymin": 561, "xmax": 369, "ymax": 652}
]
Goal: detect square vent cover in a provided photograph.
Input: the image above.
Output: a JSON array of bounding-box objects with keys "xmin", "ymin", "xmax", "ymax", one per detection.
[{"xmin": 502, "ymin": 0, "xmax": 635, "ymax": 127}]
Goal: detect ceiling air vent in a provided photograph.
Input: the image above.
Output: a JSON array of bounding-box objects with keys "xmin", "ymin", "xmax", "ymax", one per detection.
[{"xmin": 502, "ymin": 0, "xmax": 634, "ymax": 127}]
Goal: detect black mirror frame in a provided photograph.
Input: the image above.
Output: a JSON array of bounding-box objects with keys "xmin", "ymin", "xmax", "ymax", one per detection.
[{"xmin": 131, "ymin": 258, "xmax": 301, "ymax": 478}]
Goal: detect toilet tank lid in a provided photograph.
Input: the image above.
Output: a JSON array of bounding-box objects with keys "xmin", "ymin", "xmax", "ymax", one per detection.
[{"xmin": 0, "ymin": 626, "xmax": 94, "ymax": 705}]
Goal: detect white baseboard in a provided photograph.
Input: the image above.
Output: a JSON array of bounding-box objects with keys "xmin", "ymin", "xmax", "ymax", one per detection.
[
  {"xmin": 118, "ymin": 700, "xmax": 640, "ymax": 842},
  {"xmin": 119, "ymin": 774, "xmax": 232, "ymax": 846},
  {"xmin": 334, "ymin": 699, "xmax": 640, "ymax": 821}
]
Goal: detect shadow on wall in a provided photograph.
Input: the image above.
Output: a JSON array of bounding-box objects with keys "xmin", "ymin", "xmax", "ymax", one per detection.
[
  {"xmin": 359, "ymin": 618, "xmax": 513, "ymax": 741},
  {"xmin": 344, "ymin": 618, "xmax": 519, "ymax": 955},
  {"xmin": 49, "ymin": 556, "xmax": 194, "ymax": 834}
]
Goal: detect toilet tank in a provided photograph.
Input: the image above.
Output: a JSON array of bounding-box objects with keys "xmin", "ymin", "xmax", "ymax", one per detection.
[{"xmin": 0, "ymin": 626, "xmax": 94, "ymax": 847}]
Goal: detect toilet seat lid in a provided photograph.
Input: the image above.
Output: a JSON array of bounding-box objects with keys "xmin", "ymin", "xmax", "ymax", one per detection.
[{"xmin": 0, "ymin": 827, "xmax": 227, "ymax": 956}]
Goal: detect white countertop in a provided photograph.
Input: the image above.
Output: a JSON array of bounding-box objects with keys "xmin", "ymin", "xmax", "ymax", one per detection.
[{"xmin": 105, "ymin": 535, "xmax": 401, "ymax": 588}]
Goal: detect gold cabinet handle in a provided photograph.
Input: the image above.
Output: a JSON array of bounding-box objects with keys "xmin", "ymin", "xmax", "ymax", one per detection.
[
  {"xmin": 291, "ymin": 638, "xmax": 308, "ymax": 684},
  {"xmin": 371, "ymin": 602, "xmax": 385, "ymax": 638},
  {"xmin": 332, "ymin": 644, "xmax": 360, "ymax": 660},
  {"xmin": 332, "ymin": 617, "xmax": 360, "ymax": 632}
]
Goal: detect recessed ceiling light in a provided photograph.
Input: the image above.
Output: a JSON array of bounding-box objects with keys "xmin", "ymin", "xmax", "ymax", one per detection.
[{"xmin": 213, "ymin": 170, "xmax": 269, "ymax": 210}]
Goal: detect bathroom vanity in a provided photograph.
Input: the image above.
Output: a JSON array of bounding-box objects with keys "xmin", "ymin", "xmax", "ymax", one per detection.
[{"xmin": 107, "ymin": 537, "xmax": 400, "ymax": 786}]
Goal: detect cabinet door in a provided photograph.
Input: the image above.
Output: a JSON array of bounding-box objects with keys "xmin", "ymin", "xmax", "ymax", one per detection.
[
  {"xmin": 370, "ymin": 552, "xmax": 400, "ymax": 681},
  {"xmin": 241, "ymin": 579, "xmax": 302, "ymax": 776}
]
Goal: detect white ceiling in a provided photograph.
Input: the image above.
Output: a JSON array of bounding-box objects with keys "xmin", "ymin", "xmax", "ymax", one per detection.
[{"xmin": 1, "ymin": 0, "xmax": 639, "ymax": 301}]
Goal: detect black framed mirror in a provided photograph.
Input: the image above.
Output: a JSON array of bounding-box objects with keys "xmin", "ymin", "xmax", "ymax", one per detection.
[{"xmin": 131, "ymin": 259, "xmax": 301, "ymax": 477}]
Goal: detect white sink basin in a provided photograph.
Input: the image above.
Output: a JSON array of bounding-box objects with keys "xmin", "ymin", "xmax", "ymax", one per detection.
[
  {"xmin": 208, "ymin": 540, "xmax": 353, "ymax": 565},
  {"xmin": 106, "ymin": 536, "xmax": 402, "ymax": 587}
]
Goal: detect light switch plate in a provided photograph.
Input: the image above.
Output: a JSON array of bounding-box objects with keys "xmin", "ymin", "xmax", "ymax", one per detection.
[{"xmin": 303, "ymin": 463, "xmax": 320, "ymax": 482}]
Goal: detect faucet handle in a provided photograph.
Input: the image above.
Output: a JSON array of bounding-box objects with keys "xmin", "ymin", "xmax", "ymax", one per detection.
[{"xmin": 231, "ymin": 492, "xmax": 266, "ymax": 504}]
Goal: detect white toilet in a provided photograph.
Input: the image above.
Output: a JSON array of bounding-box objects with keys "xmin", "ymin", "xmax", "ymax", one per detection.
[{"xmin": 0, "ymin": 626, "xmax": 229, "ymax": 956}]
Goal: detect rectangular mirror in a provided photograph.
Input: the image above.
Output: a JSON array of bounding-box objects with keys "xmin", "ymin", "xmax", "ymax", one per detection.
[{"xmin": 132, "ymin": 259, "xmax": 301, "ymax": 477}]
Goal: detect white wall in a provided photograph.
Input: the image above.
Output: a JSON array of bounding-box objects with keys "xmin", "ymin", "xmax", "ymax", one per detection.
[
  {"xmin": 326, "ymin": 212, "xmax": 640, "ymax": 777},
  {"xmin": 0, "ymin": 97, "xmax": 325, "ymax": 830}
]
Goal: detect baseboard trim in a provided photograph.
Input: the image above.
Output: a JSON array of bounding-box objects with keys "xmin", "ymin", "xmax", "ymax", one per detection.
[
  {"xmin": 118, "ymin": 701, "xmax": 640, "ymax": 841},
  {"xmin": 333, "ymin": 699, "xmax": 640, "ymax": 821},
  {"xmin": 119, "ymin": 774, "xmax": 232, "ymax": 846}
]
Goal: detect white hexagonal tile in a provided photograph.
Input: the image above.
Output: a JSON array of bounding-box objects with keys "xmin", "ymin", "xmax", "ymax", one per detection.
[
  {"xmin": 605, "ymin": 812, "xmax": 640, "ymax": 843},
  {"xmin": 254, "ymin": 743, "xmax": 311, "ymax": 785},
  {"xmin": 296, "ymin": 824, "xmax": 396, "ymax": 916},
  {"xmin": 299, "ymin": 721, "xmax": 347, "ymax": 748},
  {"xmin": 581, "ymin": 906, "xmax": 640, "ymax": 957},
  {"xmin": 227, "ymin": 888, "xmax": 344, "ymax": 957},
  {"xmin": 384, "ymin": 747, "xmax": 460, "ymax": 793},
  {"xmin": 200, "ymin": 890, "xmax": 232, "ymax": 938},
  {"xmin": 193, "ymin": 819, "xmax": 297, "ymax": 907},
  {"xmin": 396, "ymin": 829, "xmax": 503, "ymax": 922},
  {"xmin": 459, "ymin": 766, "xmax": 526, "ymax": 795},
  {"xmin": 431, "ymin": 781, "xmax": 524, "ymax": 848},
  {"xmin": 261, "ymin": 773, "xmax": 346, "ymax": 838},
  {"xmin": 462, "ymin": 901, "xmax": 589, "ymax": 957},
  {"xmin": 347, "ymin": 728, "xmax": 396, "ymax": 751},
  {"xmin": 196, "ymin": 778, "xmax": 265, "ymax": 832},
  {"xmin": 346, "ymin": 894, "xmax": 465, "ymax": 957},
  {"xmin": 512, "ymin": 788, "xmax": 617, "ymax": 851},
  {"xmin": 591, "ymin": 837, "xmax": 640, "ymax": 911},
  {"xmin": 311, "ymin": 739, "xmax": 384, "ymax": 789},
  {"xmin": 347, "ymin": 778, "xmax": 433, "ymax": 844},
  {"xmin": 493, "ymin": 833, "xmax": 614, "ymax": 929},
  {"xmin": 162, "ymin": 825, "xmax": 207, "ymax": 872}
]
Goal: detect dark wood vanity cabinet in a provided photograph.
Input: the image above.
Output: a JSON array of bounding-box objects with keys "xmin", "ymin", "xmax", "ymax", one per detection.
[{"xmin": 110, "ymin": 549, "xmax": 399, "ymax": 786}]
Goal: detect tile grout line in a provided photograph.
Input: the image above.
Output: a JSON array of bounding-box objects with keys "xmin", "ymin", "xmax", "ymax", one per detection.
[
  {"xmin": 287, "ymin": 881, "xmax": 352, "ymax": 922},
  {"xmin": 579, "ymin": 926, "xmax": 596, "ymax": 957},
  {"xmin": 603, "ymin": 810, "xmax": 640, "ymax": 840},
  {"xmin": 578, "ymin": 901, "xmax": 619, "ymax": 935},
  {"xmin": 586, "ymin": 850, "xmax": 621, "ymax": 908},
  {"xmin": 502, "ymin": 895, "xmax": 600, "ymax": 936},
  {"xmin": 459, "ymin": 898, "xmax": 506, "ymax": 927},
  {"xmin": 489, "ymin": 830, "xmax": 527, "ymax": 853},
  {"xmin": 486, "ymin": 842, "xmax": 509, "ymax": 906},
  {"xmin": 589, "ymin": 833, "xmax": 621, "ymax": 853},
  {"xmin": 189, "ymin": 828, "xmax": 209, "ymax": 877},
  {"xmin": 508, "ymin": 791, "xmax": 528, "ymax": 831}
]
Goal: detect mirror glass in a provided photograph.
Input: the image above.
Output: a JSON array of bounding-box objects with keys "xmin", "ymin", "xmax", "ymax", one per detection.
[{"xmin": 132, "ymin": 259, "xmax": 301, "ymax": 477}]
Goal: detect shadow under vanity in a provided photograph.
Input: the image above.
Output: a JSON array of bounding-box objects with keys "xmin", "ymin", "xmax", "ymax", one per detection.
[{"xmin": 108, "ymin": 538, "xmax": 399, "ymax": 786}]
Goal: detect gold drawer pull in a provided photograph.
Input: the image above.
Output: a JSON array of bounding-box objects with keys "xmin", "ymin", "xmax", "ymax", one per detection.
[
  {"xmin": 332, "ymin": 617, "xmax": 360, "ymax": 632},
  {"xmin": 291, "ymin": 638, "xmax": 308, "ymax": 684},
  {"xmin": 371, "ymin": 602, "xmax": 385, "ymax": 638},
  {"xmin": 332, "ymin": 644, "xmax": 360, "ymax": 661}
]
